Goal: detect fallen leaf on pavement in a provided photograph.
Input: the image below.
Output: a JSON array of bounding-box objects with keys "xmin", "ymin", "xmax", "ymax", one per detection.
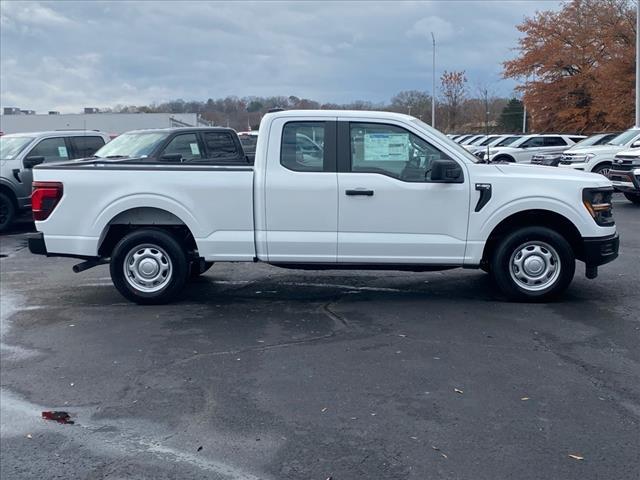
[
  {"xmin": 569, "ymin": 454, "xmax": 584, "ymax": 460},
  {"xmin": 521, "ymin": 397, "xmax": 530, "ymax": 401},
  {"xmin": 42, "ymin": 411, "xmax": 74, "ymax": 424},
  {"xmin": 454, "ymin": 388, "xmax": 464, "ymax": 394}
]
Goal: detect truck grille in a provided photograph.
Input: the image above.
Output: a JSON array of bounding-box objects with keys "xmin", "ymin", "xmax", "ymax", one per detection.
[{"xmin": 611, "ymin": 156, "xmax": 638, "ymax": 172}]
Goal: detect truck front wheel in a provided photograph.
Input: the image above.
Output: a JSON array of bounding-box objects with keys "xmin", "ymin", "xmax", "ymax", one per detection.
[
  {"xmin": 110, "ymin": 228, "xmax": 189, "ymax": 304},
  {"xmin": 0, "ymin": 192, "xmax": 16, "ymax": 233},
  {"xmin": 490, "ymin": 226, "xmax": 575, "ymax": 301},
  {"xmin": 623, "ymin": 192, "xmax": 640, "ymax": 204}
]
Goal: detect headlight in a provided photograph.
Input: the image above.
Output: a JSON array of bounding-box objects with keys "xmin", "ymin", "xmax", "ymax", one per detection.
[{"xmin": 583, "ymin": 187, "xmax": 614, "ymax": 226}]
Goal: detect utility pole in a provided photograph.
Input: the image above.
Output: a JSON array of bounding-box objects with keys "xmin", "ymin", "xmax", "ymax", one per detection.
[
  {"xmin": 431, "ymin": 32, "xmax": 436, "ymax": 128},
  {"xmin": 636, "ymin": 0, "xmax": 639, "ymax": 127},
  {"xmin": 522, "ymin": 103, "xmax": 527, "ymax": 133}
]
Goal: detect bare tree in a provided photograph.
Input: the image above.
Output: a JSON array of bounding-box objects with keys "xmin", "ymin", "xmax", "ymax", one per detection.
[{"xmin": 440, "ymin": 70, "xmax": 467, "ymax": 132}]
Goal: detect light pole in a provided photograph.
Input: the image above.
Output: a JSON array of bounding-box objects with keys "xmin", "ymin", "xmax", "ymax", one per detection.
[{"xmin": 431, "ymin": 32, "xmax": 436, "ymax": 128}]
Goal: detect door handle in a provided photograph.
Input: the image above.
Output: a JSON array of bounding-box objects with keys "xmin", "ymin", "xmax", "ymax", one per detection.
[{"xmin": 345, "ymin": 189, "xmax": 374, "ymax": 196}]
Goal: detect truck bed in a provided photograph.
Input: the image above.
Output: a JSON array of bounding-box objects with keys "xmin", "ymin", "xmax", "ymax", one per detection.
[{"xmin": 33, "ymin": 160, "xmax": 256, "ymax": 261}]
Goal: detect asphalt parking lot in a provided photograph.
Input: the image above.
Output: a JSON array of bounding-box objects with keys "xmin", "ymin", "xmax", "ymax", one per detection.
[{"xmin": 0, "ymin": 198, "xmax": 638, "ymax": 480}]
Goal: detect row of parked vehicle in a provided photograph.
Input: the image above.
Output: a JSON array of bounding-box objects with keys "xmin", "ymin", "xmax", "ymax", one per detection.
[
  {"xmin": 448, "ymin": 128, "xmax": 640, "ymax": 203},
  {"xmin": 2, "ymin": 121, "xmax": 638, "ymax": 233}
]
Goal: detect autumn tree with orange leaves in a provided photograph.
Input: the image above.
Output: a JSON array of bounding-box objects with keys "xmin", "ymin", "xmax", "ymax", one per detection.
[
  {"xmin": 503, "ymin": 0, "xmax": 636, "ymax": 133},
  {"xmin": 440, "ymin": 70, "xmax": 468, "ymax": 132}
]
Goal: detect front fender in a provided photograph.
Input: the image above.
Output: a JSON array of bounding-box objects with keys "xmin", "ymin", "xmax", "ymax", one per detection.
[{"xmin": 475, "ymin": 196, "xmax": 599, "ymax": 240}]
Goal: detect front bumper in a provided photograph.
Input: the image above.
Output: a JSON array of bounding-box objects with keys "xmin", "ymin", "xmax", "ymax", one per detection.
[
  {"xmin": 608, "ymin": 168, "xmax": 640, "ymax": 193},
  {"xmin": 558, "ymin": 162, "xmax": 586, "ymax": 171},
  {"xmin": 28, "ymin": 232, "xmax": 47, "ymax": 255},
  {"xmin": 581, "ymin": 233, "xmax": 619, "ymax": 267}
]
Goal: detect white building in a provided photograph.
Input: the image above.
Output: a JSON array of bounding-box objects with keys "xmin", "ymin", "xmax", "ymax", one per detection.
[{"xmin": 0, "ymin": 112, "xmax": 211, "ymax": 135}]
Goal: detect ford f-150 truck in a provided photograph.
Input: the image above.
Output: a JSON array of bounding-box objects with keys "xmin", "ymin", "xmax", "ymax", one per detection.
[{"xmin": 28, "ymin": 110, "xmax": 619, "ymax": 304}]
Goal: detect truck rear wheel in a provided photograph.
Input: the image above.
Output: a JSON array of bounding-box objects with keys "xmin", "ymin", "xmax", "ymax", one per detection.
[
  {"xmin": 110, "ymin": 228, "xmax": 189, "ymax": 304},
  {"xmin": 490, "ymin": 226, "xmax": 575, "ymax": 301}
]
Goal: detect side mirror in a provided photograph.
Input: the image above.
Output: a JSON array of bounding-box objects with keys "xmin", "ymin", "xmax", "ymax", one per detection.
[
  {"xmin": 631, "ymin": 140, "xmax": 640, "ymax": 148},
  {"xmin": 160, "ymin": 153, "xmax": 183, "ymax": 162},
  {"xmin": 23, "ymin": 156, "xmax": 45, "ymax": 169},
  {"xmin": 430, "ymin": 159, "xmax": 464, "ymax": 183}
]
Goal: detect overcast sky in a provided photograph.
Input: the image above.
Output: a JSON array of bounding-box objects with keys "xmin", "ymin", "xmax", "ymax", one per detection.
[{"xmin": 0, "ymin": 0, "xmax": 561, "ymax": 113}]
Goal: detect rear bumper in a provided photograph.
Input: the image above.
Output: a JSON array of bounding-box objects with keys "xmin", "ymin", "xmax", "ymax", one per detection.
[
  {"xmin": 581, "ymin": 233, "xmax": 619, "ymax": 267},
  {"xmin": 28, "ymin": 232, "xmax": 47, "ymax": 255}
]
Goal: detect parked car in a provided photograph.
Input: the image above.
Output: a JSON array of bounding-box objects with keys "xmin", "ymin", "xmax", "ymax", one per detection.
[
  {"xmin": 608, "ymin": 148, "xmax": 640, "ymax": 204},
  {"xmin": 27, "ymin": 110, "xmax": 618, "ymax": 304},
  {"xmin": 470, "ymin": 135, "xmax": 522, "ymax": 158},
  {"xmin": 483, "ymin": 134, "xmax": 585, "ymax": 164},
  {"xmin": 531, "ymin": 133, "xmax": 621, "ymax": 167},
  {"xmin": 0, "ymin": 130, "xmax": 110, "ymax": 232},
  {"xmin": 558, "ymin": 128, "xmax": 640, "ymax": 176},
  {"xmin": 459, "ymin": 134, "xmax": 485, "ymax": 146},
  {"xmin": 90, "ymin": 127, "xmax": 248, "ymax": 164}
]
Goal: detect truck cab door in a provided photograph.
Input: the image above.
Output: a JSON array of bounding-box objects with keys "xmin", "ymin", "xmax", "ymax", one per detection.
[
  {"xmin": 262, "ymin": 118, "xmax": 338, "ymax": 263},
  {"xmin": 336, "ymin": 119, "xmax": 470, "ymax": 264}
]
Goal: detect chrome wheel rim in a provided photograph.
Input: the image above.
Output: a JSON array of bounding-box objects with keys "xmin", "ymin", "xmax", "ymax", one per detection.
[
  {"xmin": 595, "ymin": 166, "xmax": 610, "ymax": 177},
  {"xmin": 123, "ymin": 244, "xmax": 172, "ymax": 293},
  {"xmin": 509, "ymin": 241, "xmax": 561, "ymax": 292}
]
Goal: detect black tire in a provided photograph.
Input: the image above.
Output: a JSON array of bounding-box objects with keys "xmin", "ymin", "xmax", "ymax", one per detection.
[
  {"xmin": 0, "ymin": 192, "xmax": 16, "ymax": 234},
  {"xmin": 189, "ymin": 259, "xmax": 214, "ymax": 278},
  {"xmin": 490, "ymin": 226, "xmax": 575, "ymax": 301},
  {"xmin": 592, "ymin": 162, "xmax": 612, "ymax": 177},
  {"xmin": 623, "ymin": 192, "xmax": 640, "ymax": 204},
  {"xmin": 109, "ymin": 228, "xmax": 189, "ymax": 305}
]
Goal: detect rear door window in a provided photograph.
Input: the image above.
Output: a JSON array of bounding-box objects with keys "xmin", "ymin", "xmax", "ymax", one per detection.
[
  {"xmin": 69, "ymin": 136, "xmax": 105, "ymax": 159},
  {"xmin": 27, "ymin": 137, "xmax": 69, "ymax": 163},
  {"xmin": 281, "ymin": 122, "xmax": 326, "ymax": 172},
  {"xmin": 543, "ymin": 137, "xmax": 568, "ymax": 147},
  {"xmin": 202, "ymin": 131, "xmax": 243, "ymax": 162}
]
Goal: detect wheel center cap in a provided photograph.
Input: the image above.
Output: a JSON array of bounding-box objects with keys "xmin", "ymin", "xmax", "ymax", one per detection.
[
  {"xmin": 139, "ymin": 258, "xmax": 159, "ymax": 277},
  {"xmin": 524, "ymin": 256, "xmax": 545, "ymax": 276}
]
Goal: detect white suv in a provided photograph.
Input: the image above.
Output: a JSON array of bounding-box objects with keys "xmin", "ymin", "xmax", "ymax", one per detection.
[
  {"xmin": 558, "ymin": 128, "xmax": 640, "ymax": 176},
  {"xmin": 482, "ymin": 134, "xmax": 585, "ymax": 164}
]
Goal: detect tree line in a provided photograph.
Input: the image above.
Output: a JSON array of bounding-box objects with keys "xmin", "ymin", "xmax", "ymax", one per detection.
[{"xmin": 105, "ymin": 0, "xmax": 632, "ymax": 134}]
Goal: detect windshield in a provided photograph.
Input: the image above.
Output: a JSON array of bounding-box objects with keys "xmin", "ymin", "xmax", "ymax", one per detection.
[
  {"xmin": 607, "ymin": 129, "xmax": 640, "ymax": 146},
  {"xmin": 411, "ymin": 119, "xmax": 482, "ymax": 163},
  {"xmin": 94, "ymin": 132, "xmax": 168, "ymax": 158},
  {"xmin": 478, "ymin": 136, "xmax": 499, "ymax": 147},
  {"xmin": 0, "ymin": 136, "xmax": 34, "ymax": 159},
  {"xmin": 573, "ymin": 134, "xmax": 608, "ymax": 147}
]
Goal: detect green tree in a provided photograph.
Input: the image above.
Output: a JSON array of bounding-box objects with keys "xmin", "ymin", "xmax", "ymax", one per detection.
[{"xmin": 498, "ymin": 98, "xmax": 525, "ymax": 132}]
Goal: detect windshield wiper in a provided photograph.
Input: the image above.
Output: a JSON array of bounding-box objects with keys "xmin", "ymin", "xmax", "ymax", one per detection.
[{"xmin": 105, "ymin": 155, "xmax": 129, "ymax": 159}]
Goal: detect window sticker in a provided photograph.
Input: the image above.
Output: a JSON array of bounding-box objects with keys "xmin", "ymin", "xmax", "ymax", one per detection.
[
  {"xmin": 58, "ymin": 146, "xmax": 68, "ymax": 158},
  {"xmin": 364, "ymin": 133, "xmax": 409, "ymax": 161},
  {"xmin": 189, "ymin": 143, "xmax": 200, "ymax": 155}
]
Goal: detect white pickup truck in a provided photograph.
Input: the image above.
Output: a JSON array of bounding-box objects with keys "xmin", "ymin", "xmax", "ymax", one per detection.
[{"xmin": 28, "ymin": 110, "xmax": 619, "ymax": 304}]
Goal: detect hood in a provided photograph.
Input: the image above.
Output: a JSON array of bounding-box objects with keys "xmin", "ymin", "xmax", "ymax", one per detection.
[{"xmin": 493, "ymin": 162, "xmax": 611, "ymax": 186}]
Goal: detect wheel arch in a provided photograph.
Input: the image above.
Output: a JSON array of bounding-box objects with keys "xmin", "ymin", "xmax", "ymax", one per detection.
[
  {"xmin": 0, "ymin": 183, "xmax": 19, "ymax": 209},
  {"xmin": 481, "ymin": 209, "xmax": 584, "ymax": 267},
  {"xmin": 97, "ymin": 206, "xmax": 198, "ymax": 257}
]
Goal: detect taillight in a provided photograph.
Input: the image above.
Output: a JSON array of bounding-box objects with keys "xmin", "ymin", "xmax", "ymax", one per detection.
[{"xmin": 32, "ymin": 181, "xmax": 63, "ymax": 221}]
